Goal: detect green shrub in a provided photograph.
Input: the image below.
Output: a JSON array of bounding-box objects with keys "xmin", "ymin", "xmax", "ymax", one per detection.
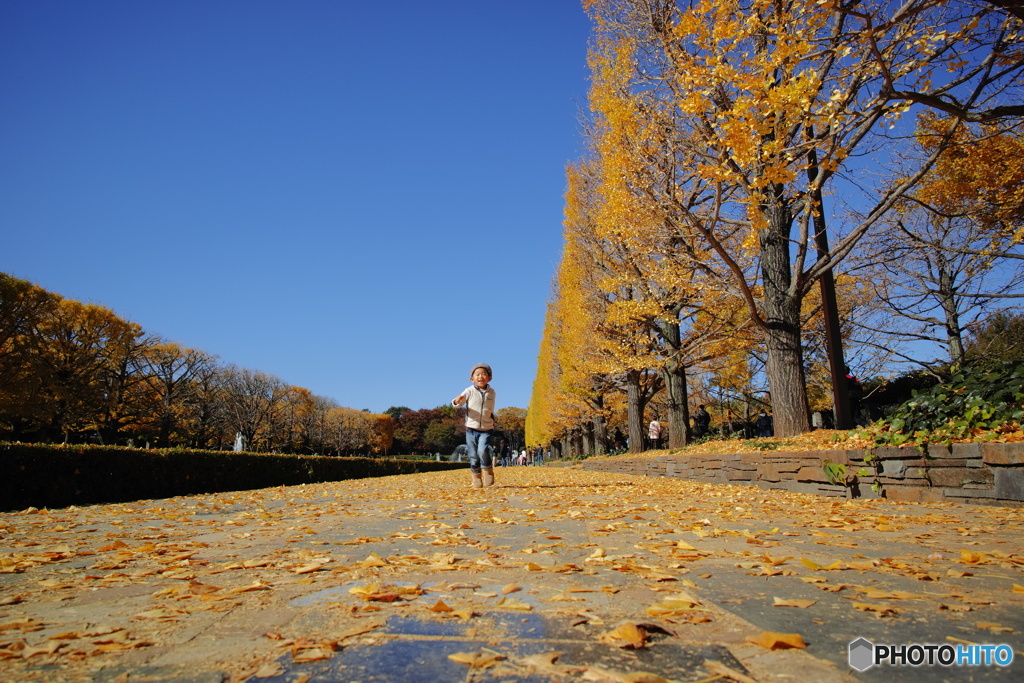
[{"xmin": 867, "ymin": 361, "xmax": 1024, "ymax": 447}]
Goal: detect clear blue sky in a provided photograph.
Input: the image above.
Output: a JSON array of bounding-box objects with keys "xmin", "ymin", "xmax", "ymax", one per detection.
[{"xmin": 1, "ymin": 1, "xmax": 591, "ymax": 413}]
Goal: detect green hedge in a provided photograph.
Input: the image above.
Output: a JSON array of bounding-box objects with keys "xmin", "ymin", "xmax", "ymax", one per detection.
[{"xmin": 0, "ymin": 443, "xmax": 466, "ymax": 512}]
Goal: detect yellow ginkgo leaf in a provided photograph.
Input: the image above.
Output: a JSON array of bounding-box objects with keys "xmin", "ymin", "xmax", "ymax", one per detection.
[
  {"xmin": 448, "ymin": 652, "xmax": 504, "ymax": 668},
  {"xmin": 497, "ymin": 597, "xmax": 532, "ymax": 611},
  {"xmin": 773, "ymin": 597, "xmax": 816, "ymax": 608},
  {"xmin": 600, "ymin": 622, "xmax": 648, "ymax": 649},
  {"xmin": 746, "ymin": 631, "xmax": 807, "ymax": 650}
]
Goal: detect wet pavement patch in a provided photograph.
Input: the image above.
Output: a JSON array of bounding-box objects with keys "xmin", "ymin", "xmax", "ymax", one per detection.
[
  {"xmin": 91, "ymin": 665, "xmax": 227, "ymax": 683},
  {"xmin": 252, "ymin": 612, "xmax": 749, "ymax": 682}
]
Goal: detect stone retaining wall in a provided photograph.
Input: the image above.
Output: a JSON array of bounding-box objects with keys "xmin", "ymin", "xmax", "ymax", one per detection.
[{"xmin": 578, "ymin": 442, "xmax": 1024, "ymax": 507}]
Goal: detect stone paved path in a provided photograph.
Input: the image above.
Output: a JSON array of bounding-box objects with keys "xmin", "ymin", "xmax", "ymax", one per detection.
[{"xmin": 1, "ymin": 466, "xmax": 1022, "ymax": 682}]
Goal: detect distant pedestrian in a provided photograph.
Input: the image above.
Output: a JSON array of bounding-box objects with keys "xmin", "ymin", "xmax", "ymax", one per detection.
[
  {"xmin": 845, "ymin": 366, "xmax": 865, "ymax": 426},
  {"xmin": 756, "ymin": 410, "xmax": 773, "ymax": 438},
  {"xmin": 612, "ymin": 427, "xmax": 626, "ymax": 451},
  {"xmin": 648, "ymin": 419, "xmax": 662, "ymax": 450},
  {"xmin": 694, "ymin": 405, "xmax": 711, "ymax": 439},
  {"xmin": 452, "ymin": 363, "xmax": 497, "ymax": 489}
]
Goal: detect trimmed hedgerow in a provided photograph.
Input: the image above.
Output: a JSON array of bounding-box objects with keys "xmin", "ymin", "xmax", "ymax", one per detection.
[{"xmin": 0, "ymin": 443, "xmax": 465, "ymax": 511}]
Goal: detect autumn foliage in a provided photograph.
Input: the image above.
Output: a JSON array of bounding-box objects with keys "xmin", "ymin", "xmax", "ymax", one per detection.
[
  {"xmin": 0, "ymin": 273, "xmax": 392, "ymax": 455},
  {"xmin": 529, "ymin": 0, "xmax": 1024, "ymax": 449}
]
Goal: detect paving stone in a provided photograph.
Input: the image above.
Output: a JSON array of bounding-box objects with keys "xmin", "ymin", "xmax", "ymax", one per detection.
[
  {"xmin": 2, "ymin": 467, "xmax": 1021, "ymax": 683},
  {"xmin": 259, "ymin": 611, "xmax": 751, "ymax": 683}
]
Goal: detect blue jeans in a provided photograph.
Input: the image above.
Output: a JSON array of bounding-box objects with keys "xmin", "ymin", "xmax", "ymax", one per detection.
[{"xmin": 466, "ymin": 428, "xmax": 492, "ymax": 473}]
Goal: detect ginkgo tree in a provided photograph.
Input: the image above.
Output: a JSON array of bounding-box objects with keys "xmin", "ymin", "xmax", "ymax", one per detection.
[
  {"xmin": 852, "ymin": 116, "xmax": 1024, "ymax": 367},
  {"xmin": 562, "ymin": 156, "xmax": 674, "ymax": 453},
  {"xmin": 581, "ymin": 0, "xmax": 1024, "ymax": 435},
  {"xmin": 588, "ymin": 35, "xmax": 765, "ymax": 447},
  {"xmin": 529, "ymin": 159, "xmax": 661, "ymax": 455}
]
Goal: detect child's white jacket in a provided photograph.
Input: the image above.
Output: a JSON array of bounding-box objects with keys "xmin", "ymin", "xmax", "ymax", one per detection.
[{"xmin": 454, "ymin": 385, "xmax": 496, "ymax": 431}]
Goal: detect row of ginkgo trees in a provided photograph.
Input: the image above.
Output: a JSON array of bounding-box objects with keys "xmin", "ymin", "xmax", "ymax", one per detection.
[{"xmin": 527, "ymin": 0, "xmax": 1024, "ymax": 454}]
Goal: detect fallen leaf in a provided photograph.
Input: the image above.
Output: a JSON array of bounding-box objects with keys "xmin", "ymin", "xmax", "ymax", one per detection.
[
  {"xmin": 520, "ymin": 651, "xmax": 567, "ymax": 674},
  {"xmin": 361, "ymin": 553, "xmax": 388, "ymax": 567},
  {"xmin": 225, "ymin": 581, "xmax": 271, "ymax": 595},
  {"xmin": 497, "ymin": 597, "xmax": 532, "ymax": 611},
  {"xmin": 704, "ymin": 659, "xmax": 759, "ymax": 683},
  {"xmin": 853, "ymin": 602, "xmax": 898, "ymax": 617},
  {"xmin": 746, "ymin": 631, "xmax": 807, "ymax": 650},
  {"xmin": 580, "ymin": 666, "xmax": 669, "ymax": 682},
  {"xmin": 448, "ymin": 651, "xmax": 504, "ymax": 668},
  {"xmin": 187, "ymin": 580, "xmax": 221, "ymax": 595},
  {"xmin": 336, "ymin": 618, "xmax": 385, "ymax": 641},
  {"xmin": 0, "ymin": 619, "xmax": 44, "ymax": 633},
  {"xmin": 48, "ymin": 631, "xmax": 83, "ymax": 641},
  {"xmin": 960, "ymin": 550, "xmax": 990, "ymax": 565},
  {"xmin": 21, "ymin": 641, "xmax": 64, "ymax": 657},
  {"xmin": 600, "ymin": 622, "xmax": 648, "ymax": 649},
  {"xmin": 773, "ymin": 597, "xmax": 816, "ymax": 608},
  {"xmin": 858, "ymin": 588, "xmax": 922, "ymax": 600},
  {"xmin": 818, "ymin": 583, "xmax": 848, "ymax": 592},
  {"xmin": 251, "ymin": 662, "xmax": 285, "ymax": 678},
  {"xmin": 938, "ymin": 604, "xmax": 973, "ymax": 612},
  {"xmin": 799, "ymin": 558, "xmax": 841, "ymax": 571}
]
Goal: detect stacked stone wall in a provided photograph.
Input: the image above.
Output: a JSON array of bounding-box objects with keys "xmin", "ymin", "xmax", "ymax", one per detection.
[{"xmin": 578, "ymin": 442, "xmax": 1024, "ymax": 507}]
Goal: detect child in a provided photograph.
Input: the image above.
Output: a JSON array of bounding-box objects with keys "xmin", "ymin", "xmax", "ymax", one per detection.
[{"xmin": 452, "ymin": 363, "xmax": 496, "ymax": 488}]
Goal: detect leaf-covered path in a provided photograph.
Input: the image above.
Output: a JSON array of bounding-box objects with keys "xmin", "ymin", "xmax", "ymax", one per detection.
[{"xmin": 1, "ymin": 467, "xmax": 1022, "ymax": 682}]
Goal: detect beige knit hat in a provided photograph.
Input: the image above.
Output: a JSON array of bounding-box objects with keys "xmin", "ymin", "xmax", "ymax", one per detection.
[{"xmin": 470, "ymin": 363, "xmax": 492, "ymax": 379}]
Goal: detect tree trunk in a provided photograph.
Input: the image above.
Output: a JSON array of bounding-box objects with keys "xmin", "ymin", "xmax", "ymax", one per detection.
[
  {"xmin": 592, "ymin": 409, "xmax": 608, "ymax": 456},
  {"xmin": 760, "ymin": 192, "xmax": 812, "ymax": 436},
  {"xmin": 763, "ymin": 316, "xmax": 811, "ymax": 436},
  {"xmin": 583, "ymin": 421, "xmax": 594, "ymax": 455},
  {"xmin": 938, "ymin": 262, "xmax": 965, "ymax": 366},
  {"xmin": 626, "ymin": 370, "xmax": 648, "ymax": 453},
  {"xmin": 660, "ymin": 361, "xmax": 690, "ymax": 448}
]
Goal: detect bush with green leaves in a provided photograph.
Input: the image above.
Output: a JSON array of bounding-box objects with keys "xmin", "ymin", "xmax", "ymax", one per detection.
[{"xmin": 867, "ymin": 361, "xmax": 1024, "ymax": 447}]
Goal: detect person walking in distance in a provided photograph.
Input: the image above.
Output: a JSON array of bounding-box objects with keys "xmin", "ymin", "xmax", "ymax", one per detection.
[
  {"xmin": 694, "ymin": 405, "xmax": 711, "ymax": 439},
  {"xmin": 453, "ymin": 363, "xmax": 497, "ymax": 488},
  {"xmin": 648, "ymin": 417, "xmax": 662, "ymax": 450}
]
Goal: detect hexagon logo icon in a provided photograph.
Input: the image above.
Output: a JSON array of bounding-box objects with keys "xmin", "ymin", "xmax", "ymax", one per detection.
[{"xmin": 849, "ymin": 637, "xmax": 875, "ymax": 672}]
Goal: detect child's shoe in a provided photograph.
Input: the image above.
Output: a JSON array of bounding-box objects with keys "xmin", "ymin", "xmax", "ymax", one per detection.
[
  {"xmin": 482, "ymin": 468, "xmax": 495, "ymax": 486},
  {"xmin": 471, "ymin": 471, "xmax": 483, "ymax": 488}
]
